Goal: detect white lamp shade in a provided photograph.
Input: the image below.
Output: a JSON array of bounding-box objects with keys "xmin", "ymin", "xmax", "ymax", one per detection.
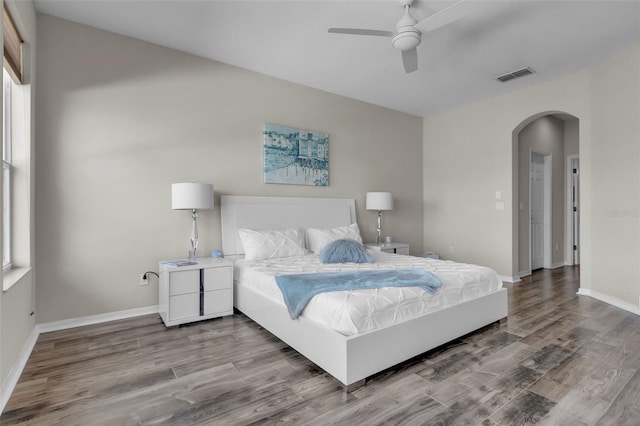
[
  {"xmin": 366, "ymin": 192, "xmax": 393, "ymax": 211},
  {"xmin": 171, "ymin": 183, "xmax": 214, "ymax": 210}
]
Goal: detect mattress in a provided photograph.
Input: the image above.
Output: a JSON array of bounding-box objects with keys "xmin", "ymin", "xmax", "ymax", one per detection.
[{"xmin": 234, "ymin": 251, "xmax": 503, "ymax": 336}]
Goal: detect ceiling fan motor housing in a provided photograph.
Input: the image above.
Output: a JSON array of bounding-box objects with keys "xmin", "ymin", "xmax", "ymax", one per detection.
[
  {"xmin": 392, "ymin": 28, "xmax": 421, "ymax": 51},
  {"xmin": 393, "ymin": 2, "xmax": 421, "ymax": 51}
]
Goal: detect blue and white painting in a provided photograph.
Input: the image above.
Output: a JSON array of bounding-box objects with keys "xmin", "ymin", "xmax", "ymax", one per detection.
[{"xmin": 263, "ymin": 123, "xmax": 329, "ymax": 186}]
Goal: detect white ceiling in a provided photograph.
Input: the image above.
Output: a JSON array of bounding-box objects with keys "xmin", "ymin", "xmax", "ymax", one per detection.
[{"xmin": 34, "ymin": 0, "xmax": 640, "ymax": 117}]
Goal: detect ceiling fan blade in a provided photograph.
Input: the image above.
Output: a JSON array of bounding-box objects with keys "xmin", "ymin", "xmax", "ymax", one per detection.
[
  {"xmin": 328, "ymin": 28, "xmax": 394, "ymax": 37},
  {"xmin": 414, "ymin": 0, "xmax": 474, "ymax": 33},
  {"xmin": 402, "ymin": 48, "xmax": 418, "ymax": 73}
]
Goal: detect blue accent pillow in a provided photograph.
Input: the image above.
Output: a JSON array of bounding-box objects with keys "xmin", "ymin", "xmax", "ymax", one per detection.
[{"xmin": 319, "ymin": 239, "xmax": 374, "ymax": 264}]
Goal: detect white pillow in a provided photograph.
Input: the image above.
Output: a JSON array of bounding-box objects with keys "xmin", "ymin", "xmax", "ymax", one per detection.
[
  {"xmin": 306, "ymin": 223, "xmax": 363, "ymax": 254},
  {"xmin": 238, "ymin": 228, "xmax": 307, "ymax": 261}
]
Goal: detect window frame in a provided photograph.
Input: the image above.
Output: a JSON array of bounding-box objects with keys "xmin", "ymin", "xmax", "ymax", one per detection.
[{"xmin": 3, "ymin": 68, "xmax": 12, "ymax": 271}]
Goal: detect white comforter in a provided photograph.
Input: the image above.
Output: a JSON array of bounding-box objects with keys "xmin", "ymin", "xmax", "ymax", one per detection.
[{"xmin": 234, "ymin": 251, "xmax": 503, "ymax": 336}]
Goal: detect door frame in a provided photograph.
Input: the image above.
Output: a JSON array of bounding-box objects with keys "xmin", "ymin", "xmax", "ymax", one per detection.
[
  {"xmin": 529, "ymin": 149, "xmax": 552, "ymax": 271},
  {"xmin": 566, "ymin": 155, "xmax": 580, "ymax": 265}
]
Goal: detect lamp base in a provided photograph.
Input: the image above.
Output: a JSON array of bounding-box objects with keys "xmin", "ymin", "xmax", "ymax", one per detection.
[
  {"xmin": 376, "ymin": 210, "xmax": 383, "ymax": 246},
  {"xmin": 188, "ymin": 250, "xmax": 200, "ymax": 262}
]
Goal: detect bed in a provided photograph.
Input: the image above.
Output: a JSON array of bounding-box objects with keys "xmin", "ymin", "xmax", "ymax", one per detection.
[{"xmin": 221, "ymin": 195, "xmax": 508, "ymax": 387}]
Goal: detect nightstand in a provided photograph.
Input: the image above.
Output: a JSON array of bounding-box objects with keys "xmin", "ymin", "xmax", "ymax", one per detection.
[
  {"xmin": 365, "ymin": 242, "xmax": 410, "ymax": 255},
  {"xmin": 158, "ymin": 257, "xmax": 233, "ymax": 327}
]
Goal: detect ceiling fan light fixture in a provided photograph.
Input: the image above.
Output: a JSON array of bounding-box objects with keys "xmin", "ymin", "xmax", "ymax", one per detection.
[
  {"xmin": 392, "ymin": 30, "xmax": 421, "ymax": 51},
  {"xmin": 327, "ymin": 0, "xmax": 469, "ymax": 73}
]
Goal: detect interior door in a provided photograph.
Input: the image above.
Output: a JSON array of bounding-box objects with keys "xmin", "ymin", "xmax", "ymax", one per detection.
[
  {"xmin": 572, "ymin": 158, "xmax": 580, "ymax": 265},
  {"xmin": 530, "ymin": 153, "xmax": 545, "ymax": 270}
]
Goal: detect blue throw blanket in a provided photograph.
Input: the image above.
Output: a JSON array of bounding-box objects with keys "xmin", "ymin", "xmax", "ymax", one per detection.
[{"xmin": 275, "ymin": 268, "xmax": 441, "ymax": 319}]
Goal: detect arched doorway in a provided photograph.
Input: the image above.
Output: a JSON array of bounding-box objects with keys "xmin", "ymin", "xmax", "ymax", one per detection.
[{"xmin": 512, "ymin": 112, "xmax": 580, "ymax": 279}]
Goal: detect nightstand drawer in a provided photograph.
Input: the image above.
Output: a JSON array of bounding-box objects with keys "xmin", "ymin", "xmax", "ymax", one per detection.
[
  {"xmin": 204, "ymin": 266, "xmax": 232, "ymax": 291},
  {"xmin": 365, "ymin": 242, "xmax": 410, "ymax": 255},
  {"xmin": 159, "ymin": 258, "xmax": 234, "ymax": 327},
  {"xmin": 169, "ymin": 270, "xmax": 200, "ymax": 295},
  {"xmin": 204, "ymin": 289, "xmax": 232, "ymax": 315},
  {"xmin": 393, "ymin": 247, "xmax": 410, "ymax": 255},
  {"xmin": 169, "ymin": 293, "xmax": 200, "ymax": 321}
]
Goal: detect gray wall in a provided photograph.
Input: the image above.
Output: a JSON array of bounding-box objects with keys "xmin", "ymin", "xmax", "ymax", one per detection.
[
  {"xmin": 424, "ymin": 42, "xmax": 640, "ymax": 306},
  {"xmin": 564, "ymin": 119, "xmax": 579, "ymax": 158},
  {"xmin": 589, "ymin": 43, "xmax": 640, "ymax": 305},
  {"xmin": 35, "ymin": 14, "xmax": 424, "ymax": 323},
  {"xmin": 517, "ymin": 115, "xmax": 565, "ymax": 274}
]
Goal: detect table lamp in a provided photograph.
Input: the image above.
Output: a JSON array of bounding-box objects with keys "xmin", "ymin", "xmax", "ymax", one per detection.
[
  {"xmin": 172, "ymin": 182, "xmax": 214, "ymax": 261},
  {"xmin": 366, "ymin": 192, "xmax": 393, "ymax": 246}
]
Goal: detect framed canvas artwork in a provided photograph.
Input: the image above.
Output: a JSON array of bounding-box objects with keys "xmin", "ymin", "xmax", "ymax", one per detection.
[{"xmin": 263, "ymin": 123, "xmax": 329, "ymax": 186}]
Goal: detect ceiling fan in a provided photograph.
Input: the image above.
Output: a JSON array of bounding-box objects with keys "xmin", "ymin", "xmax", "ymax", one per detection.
[{"xmin": 328, "ymin": 0, "xmax": 473, "ymax": 74}]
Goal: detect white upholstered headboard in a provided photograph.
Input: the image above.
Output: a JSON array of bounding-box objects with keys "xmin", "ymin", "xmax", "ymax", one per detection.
[{"xmin": 221, "ymin": 195, "xmax": 357, "ymax": 256}]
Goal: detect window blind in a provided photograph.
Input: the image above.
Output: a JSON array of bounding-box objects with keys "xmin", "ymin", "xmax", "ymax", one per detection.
[{"xmin": 3, "ymin": 4, "xmax": 23, "ymax": 84}]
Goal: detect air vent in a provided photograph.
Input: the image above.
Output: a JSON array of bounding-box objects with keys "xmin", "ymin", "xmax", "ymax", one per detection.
[{"xmin": 496, "ymin": 67, "xmax": 535, "ymax": 83}]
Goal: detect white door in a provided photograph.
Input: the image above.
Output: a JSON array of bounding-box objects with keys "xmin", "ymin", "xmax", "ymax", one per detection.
[{"xmin": 530, "ymin": 153, "xmax": 545, "ymax": 270}]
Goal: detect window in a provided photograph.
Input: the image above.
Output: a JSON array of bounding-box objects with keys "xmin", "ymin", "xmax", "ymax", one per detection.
[
  {"xmin": 2, "ymin": 68, "xmax": 11, "ymax": 270},
  {"xmin": 1, "ymin": 5, "xmax": 28, "ymax": 286}
]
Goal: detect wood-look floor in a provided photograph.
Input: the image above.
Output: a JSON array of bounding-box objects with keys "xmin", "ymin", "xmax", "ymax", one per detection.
[{"xmin": 3, "ymin": 266, "xmax": 640, "ymax": 425}]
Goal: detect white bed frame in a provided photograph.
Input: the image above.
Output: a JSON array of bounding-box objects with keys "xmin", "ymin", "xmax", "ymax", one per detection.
[{"xmin": 221, "ymin": 195, "xmax": 508, "ymax": 387}]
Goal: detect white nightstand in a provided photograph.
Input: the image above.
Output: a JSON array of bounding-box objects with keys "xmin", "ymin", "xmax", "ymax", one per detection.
[
  {"xmin": 158, "ymin": 257, "xmax": 233, "ymax": 327},
  {"xmin": 365, "ymin": 242, "xmax": 410, "ymax": 255}
]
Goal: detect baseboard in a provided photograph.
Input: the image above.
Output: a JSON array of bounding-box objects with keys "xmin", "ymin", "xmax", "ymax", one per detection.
[
  {"xmin": 36, "ymin": 305, "xmax": 159, "ymax": 333},
  {"xmin": 0, "ymin": 326, "xmax": 39, "ymax": 414},
  {"xmin": 519, "ymin": 264, "xmax": 566, "ymax": 278},
  {"xmin": 518, "ymin": 270, "xmax": 532, "ymax": 279},
  {"xmin": 499, "ymin": 275, "xmax": 521, "ymax": 283},
  {"xmin": 577, "ymin": 288, "xmax": 640, "ymax": 316},
  {"xmin": 0, "ymin": 305, "xmax": 159, "ymax": 415}
]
